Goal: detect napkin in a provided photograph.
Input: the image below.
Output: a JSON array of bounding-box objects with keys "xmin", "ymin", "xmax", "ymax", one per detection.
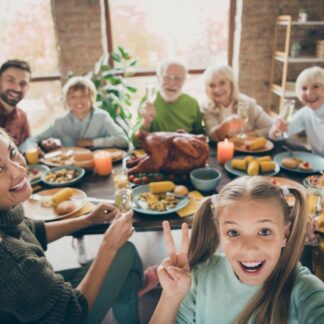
[{"xmin": 177, "ymin": 191, "xmax": 207, "ymax": 218}]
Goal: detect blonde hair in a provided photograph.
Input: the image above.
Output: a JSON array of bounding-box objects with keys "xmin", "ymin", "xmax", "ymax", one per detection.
[
  {"xmin": 63, "ymin": 76, "xmax": 97, "ymax": 107},
  {"xmin": 203, "ymin": 64, "xmax": 240, "ymax": 104},
  {"xmin": 156, "ymin": 59, "xmax": 187, "ymax": 79},
  {"xmin": 189, "ymin": 176, "xmax": 308, "ymax": 324},
  {"xmin": 295, "ymin": 66, "xmax": 324, "ymax": 101}
]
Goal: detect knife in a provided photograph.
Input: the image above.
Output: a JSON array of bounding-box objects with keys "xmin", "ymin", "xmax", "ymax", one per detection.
[{"xmin": 30, "ymin": 194, "xmax": 114, "ymax": 205}]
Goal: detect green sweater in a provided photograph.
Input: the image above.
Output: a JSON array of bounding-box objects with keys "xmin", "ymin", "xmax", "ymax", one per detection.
[
  {"xmin": 0, "ymin": 205, "xmax": 88, "ymax": 323},
  {"xmin": 177, "ymin": 255, "xmax": 324, "ymax": 324},
  {"xmin": 132, "ymin": 92, "xmax": 203, "ymax": 148}
]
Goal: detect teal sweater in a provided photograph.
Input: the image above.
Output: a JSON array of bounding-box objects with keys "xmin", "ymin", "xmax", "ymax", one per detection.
[
  {"xmin": 0, "ymin": 205, "xmax": 88, "ymax": 323},
  {"xmin": 177, "ymin": 255, "xmax": 324, "ymax": 324},
  {"xmin": 132, "ymin": 92, "xmax": 203, "ymax": 148}
]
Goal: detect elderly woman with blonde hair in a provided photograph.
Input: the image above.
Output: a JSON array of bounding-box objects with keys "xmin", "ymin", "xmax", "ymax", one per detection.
[
  {"xmin": 269, "ymin": 66, "xmax": 324, "ymax": 157},
  {"xmin": 202, "ymin": 64, "xmax": 274, "ymax": 142},
  {"xmin": 20, "ymin": 76, "xmax": 129, "ymax": 152}
]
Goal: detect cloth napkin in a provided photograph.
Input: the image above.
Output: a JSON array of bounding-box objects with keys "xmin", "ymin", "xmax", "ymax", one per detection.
[{"xmin": 177, "ymin": 191, "xmax": 207, "ymax": 218}]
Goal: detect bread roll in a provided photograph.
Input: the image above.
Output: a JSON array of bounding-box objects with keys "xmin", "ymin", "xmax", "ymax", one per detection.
[
  {"xmin": 282, "ymin": 158, "xmax": 298, "ymax": 169},
  {"xmin": 174, "ymin": 185, "xmax": 189, "ymax": 197},
  {"xmin": 51, "ymin": 188, "xmax": 74, "ymax": 207},
  {"xmin": 56, "ymin": 200, "xmax": 76, "ymax": 215},
  {"xmin": 247, "ymin": 160, "xmax": 259, "ymax": 176},
  {"xmin": 231, "ymin": 159, "xmax": 247, "ymax": 171}
]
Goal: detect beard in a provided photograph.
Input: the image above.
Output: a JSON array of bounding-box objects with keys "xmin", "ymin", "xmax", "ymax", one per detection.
[
  {"xmin": 0, "ymin": 90, "xmax": 23, "ymax": 106},
  {"xmin": 160, "ymin": 88, "xmax": 182, "ymax": 103}
]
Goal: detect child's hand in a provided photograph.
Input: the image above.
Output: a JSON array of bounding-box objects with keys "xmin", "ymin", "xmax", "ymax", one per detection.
[
  {"xmin": 158, "ymin": 221, "xmax": 191, "ymax": 300},
  {"xmin": 85, "ymin": 203, "xmax": 118, "ymax": 225},
  {"xmin": 41, "ymin": 138, "xmax": 62, "ymax": 152}
]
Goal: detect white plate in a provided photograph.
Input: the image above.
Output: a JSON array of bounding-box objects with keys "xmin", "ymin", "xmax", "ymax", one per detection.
[{"xmin": 133, "ymin": 184, "xmax": 189, "ymax": 215}]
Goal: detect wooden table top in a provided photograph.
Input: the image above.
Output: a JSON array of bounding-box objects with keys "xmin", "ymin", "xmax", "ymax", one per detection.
[{"xmin": 72, "ymin": 141, "xmax": 310, "ymax": 236}]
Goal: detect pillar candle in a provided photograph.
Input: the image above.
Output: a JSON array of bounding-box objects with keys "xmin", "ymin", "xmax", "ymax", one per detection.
[
  {"xmin": 217, "ymin": 138, "xmax": 234, "ymax": 164},
  {"xmin": 94, "ymin": 151, "xmax": 112, "ymax": 176}
]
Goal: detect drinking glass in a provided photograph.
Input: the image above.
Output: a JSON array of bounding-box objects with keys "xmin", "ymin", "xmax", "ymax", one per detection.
[
  {"xmin": 112, "ymin": 168, "xmax": 129, "ymax": 189},
  {"xmin": 237, "ymin": 101, "xmax": 249, "ymax": 139},
  {"xmin": 280, "ymin": 99, "xmax": 295, "ymax": 138},
  {"xmin": 145, "ymin": 81, "xmax": 157, "ymax": 104},
  {"xmin": 115, "ymin": 186, "xmax": 134, "ymax": 213}
]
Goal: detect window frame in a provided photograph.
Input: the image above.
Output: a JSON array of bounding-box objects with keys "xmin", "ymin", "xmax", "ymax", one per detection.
[{"xmin": 103, "ymin": 0, "xmax": 235, "ymax": 76}]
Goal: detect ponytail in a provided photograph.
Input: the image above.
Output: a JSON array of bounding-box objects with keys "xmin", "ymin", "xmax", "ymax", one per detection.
[{"xmin": 188, "ymin": 198, "xmax": 219, "ymax": 268}]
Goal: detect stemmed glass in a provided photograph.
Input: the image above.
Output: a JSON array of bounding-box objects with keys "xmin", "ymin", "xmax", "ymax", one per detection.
[
  {"xmin": 145, "ymin": 81, "xmax": 157, "ymax": 104},
  {"xmin": 237, "ymin": 101, "xmax": 249, "ymax": 139},
  {"xmin": 279, "ymin": 99, "xmax": 295, "ymax": 138}
]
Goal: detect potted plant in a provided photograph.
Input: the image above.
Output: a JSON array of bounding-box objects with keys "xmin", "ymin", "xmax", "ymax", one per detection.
[{"xmin": 88, "ymin": 46, "xmax": 138, "ymax": 137}]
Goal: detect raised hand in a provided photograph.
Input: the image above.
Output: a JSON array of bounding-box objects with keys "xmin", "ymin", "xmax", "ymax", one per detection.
[
  {"xmin": 103, "ymin": 211, "xmax": 134, "ymax": 250},
  {"xmin": 141, "ymin": 101, "xmax": 156, "ymax": 127},
  {"xmin": 157, "ymin": 221, "xmax": 191, "ymax": 299}
]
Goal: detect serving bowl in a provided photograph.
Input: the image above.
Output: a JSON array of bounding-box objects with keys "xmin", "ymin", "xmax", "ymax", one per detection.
[
  {"xmin": 190, "ymin": 167, "xmax": 221, "ymax": 192},
  {"xmin": 42, "ymin": 165, "xmax": 85, "ymax": 187}
]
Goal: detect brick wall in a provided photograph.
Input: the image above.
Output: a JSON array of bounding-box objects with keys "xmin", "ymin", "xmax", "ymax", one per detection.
[
  {"xmin": 51, "ymin": 0, "xmax": 102, "ymax": 79},
  {"xmin": 238, "ymin": 0, "xmax": 324, "ymax": 111}
]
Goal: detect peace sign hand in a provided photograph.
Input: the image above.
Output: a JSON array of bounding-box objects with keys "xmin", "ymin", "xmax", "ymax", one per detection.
[{"xmin": 157, "ymin": 221, "xmax": 191, "ymax": 300}]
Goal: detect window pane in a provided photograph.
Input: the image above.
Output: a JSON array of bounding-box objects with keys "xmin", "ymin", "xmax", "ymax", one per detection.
[
  {"xmin": 110, "ymin": 0, "xmax": 229, "ymax": 69},
  {"xmin": 0, "ymin": 0, "xmax": 59, "ymax": 74}
]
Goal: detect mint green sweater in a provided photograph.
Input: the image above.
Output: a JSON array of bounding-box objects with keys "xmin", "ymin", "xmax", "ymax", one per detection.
[
  {"xmin": 132, "ymin": 92, "xmax": 203, "ymax": 148},
  {"xmin": 177, "ymin": 255, "xmax": 324, "ymax": 324},
  {"xmin": 0, "ymin": 205, "xmax": 88, "ymax": 323}
]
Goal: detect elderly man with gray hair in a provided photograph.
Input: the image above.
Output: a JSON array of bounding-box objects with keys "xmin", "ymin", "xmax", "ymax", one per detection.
[{"xmin": 131, "ymin": 59, "xmax": 203, "ymax": 148}]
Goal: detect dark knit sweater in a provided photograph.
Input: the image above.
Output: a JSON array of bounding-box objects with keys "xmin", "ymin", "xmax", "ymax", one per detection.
[{"xmin": 0, "ymin": 204, "xmax": 88, "ymax": 323}]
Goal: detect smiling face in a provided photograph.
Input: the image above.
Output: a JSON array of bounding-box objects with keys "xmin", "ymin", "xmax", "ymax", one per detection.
[
  {"xmin": 66, "ymin": 89, "xmax": 92, "ymax": 120},
  {"xmin": 0, "ymin": 67, "xmax": 30, "ymax": 106},
  {"xmin": 206, "ymin": 73, "xmax": 233, "ymax": 107},
  {"xmin": 300, "ymin": 81, "xmax": 324, "ymax": 110},
  {"xmin": 0, "ymin": 134, "xmax": 31, "ymax": 211},
  {"xmin": 219, "ymin": 200, "xmax": 290, "ymax": 286},
  {"xmin": 158, "ymin": 64, "xmax": 186, "ymax": 103}
]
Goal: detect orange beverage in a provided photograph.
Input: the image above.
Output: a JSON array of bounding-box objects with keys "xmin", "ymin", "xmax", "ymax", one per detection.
[
  {"xmin": 25, "ymin": 148, "xmax": 39, "ymax": 164},
  {"xmin": 94, "ymin": 151, "xmax": 112, "ymax": 176}
]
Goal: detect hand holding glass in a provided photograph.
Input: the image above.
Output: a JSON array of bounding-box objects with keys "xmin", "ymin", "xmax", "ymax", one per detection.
[
  {"xmin": 279, "ymin": 99, "xmax": 295, "ymax": 138},
  {"xmin": 145, "ymin": 82, "xmax": 157, "ymax": 104}
]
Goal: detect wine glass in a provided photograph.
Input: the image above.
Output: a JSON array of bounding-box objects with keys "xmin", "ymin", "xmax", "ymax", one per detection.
[
  {"xmin": 115, "ymin": 186, "xmax": 134, "ymax": 214},
  {"xmin": 237, "ymin": 101, "xmax": 249, "ymax": 139},
  {"xmin": 280, "ymin": 99, "xmax": 295, "ymax": 138},
  {"xmin": 145, "ymin": 81, "xmax": 157, "ymax": 104}
]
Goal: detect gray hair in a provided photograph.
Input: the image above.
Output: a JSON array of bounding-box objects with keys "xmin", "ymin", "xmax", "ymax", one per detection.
[
  {"xmin": 63, "ymin": 76, "xmax": 97, "ymax": 106},
  {"xmin": 156, "ymin": 59, "xmax": 187, "ymax": 78},
  {"xmin": 295, "ymin": 66, "xmax": 324, "ymax": 101},
  {"xmin": 203, "ymin": 64, "xmax": 240, "ymax": 103}
]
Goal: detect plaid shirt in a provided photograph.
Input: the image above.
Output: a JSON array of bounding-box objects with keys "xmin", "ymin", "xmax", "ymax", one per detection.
[{"xmin": 0, "ymin": 102, "xmax": 30, "ymax": 146}]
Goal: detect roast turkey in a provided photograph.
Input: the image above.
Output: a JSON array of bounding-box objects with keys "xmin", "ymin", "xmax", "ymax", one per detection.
[{"xmin": 128, "ymin": 131, "xmax": 209, "ymax": 174}]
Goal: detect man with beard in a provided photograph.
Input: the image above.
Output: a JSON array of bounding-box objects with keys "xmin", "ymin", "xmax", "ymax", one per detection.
[
  {"xmin": 131, "ymin": 59, "xmax": 203, "ymax": 148},
  {"xmin": 0, "ymin": 59, "xmax": 31, "ymax": 146}
]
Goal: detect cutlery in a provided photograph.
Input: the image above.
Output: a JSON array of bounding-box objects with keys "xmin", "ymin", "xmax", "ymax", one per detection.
[
  {"xmin": 30, "ymin": 194, "xmax": 114, "ymax": 205},
  {"xmin": 282, "ymin": 145, "xmax": 295, "ymax": 157}
]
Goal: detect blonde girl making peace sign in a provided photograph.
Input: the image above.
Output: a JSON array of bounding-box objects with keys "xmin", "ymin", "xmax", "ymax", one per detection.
[{"xmin": 150, "ymin": 176, "xmax": 324, "ymax": 324}]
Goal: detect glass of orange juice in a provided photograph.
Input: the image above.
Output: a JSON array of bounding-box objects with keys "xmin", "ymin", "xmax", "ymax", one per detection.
[{"xmin": 25, "ymin": 147, "xmax": 39, "ymax": 164}]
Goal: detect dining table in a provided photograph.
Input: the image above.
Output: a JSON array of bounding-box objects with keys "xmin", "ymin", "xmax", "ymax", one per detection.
[{"xmin": 71, "ymin": 140, "xmax": 311, "ymax": 237}]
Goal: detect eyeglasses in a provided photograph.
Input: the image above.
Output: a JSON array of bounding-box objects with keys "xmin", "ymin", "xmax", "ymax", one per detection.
[{"xmin": 162, "ymin": 75, "xmax": 184, "ymax": 83}]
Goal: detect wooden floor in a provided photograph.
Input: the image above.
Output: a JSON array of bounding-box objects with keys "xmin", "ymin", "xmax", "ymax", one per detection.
[{"xmin": 46, "ymin": 230, "xmax": 182, "ymax": 323}]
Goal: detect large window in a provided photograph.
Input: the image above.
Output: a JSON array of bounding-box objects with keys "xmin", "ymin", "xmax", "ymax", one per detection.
[
  {"xmin": 0, "ymin": 0, "xmax": 63, "ymax": 134},
  {"xmin": 109, "ymin": 0, "xmax": 230, "ymax": 70}
]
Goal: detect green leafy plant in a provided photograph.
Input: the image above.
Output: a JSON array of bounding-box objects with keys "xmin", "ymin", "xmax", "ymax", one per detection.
[{"xmin": 88, "ymin": 46, "xmax": 138, "ymax": 137}]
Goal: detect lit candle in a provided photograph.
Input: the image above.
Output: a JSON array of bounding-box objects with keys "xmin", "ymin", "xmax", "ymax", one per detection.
[
  {"xmin": 217, "ymin": 138, "xmax": 234, "ymax": 164},
  {"xmin": 94, "ymin": 151, "xmax": 112, "ymax": 176}
]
